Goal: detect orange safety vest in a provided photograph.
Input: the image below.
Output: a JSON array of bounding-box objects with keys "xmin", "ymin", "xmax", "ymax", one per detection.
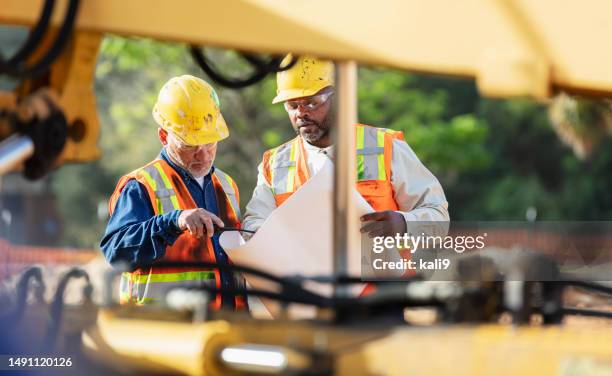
[
  {"xmin": 262, "ymin": 124, "xmax": 403, "ymax": 211},
  {"xmin": 261, "ymin": 124, "xmax": 414, "ymax": 293},
  {"xmin": 108, "ymin": 158, "xmax": 246, "ymax": 310}
]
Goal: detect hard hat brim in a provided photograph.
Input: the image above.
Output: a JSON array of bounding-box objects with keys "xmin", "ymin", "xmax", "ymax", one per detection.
[
  {"xmin": 182, "ymin": 113, "xmax": 230, "ymax": 146},
  {"xmin": 153, "ymin": 105, "xmax": 230, "ymax": 146},
  {"xmin": 272, "ymin": 88, "xmax": 326, "ymax": 104}
]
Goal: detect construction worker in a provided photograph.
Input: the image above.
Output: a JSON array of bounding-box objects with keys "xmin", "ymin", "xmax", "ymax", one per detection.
[
  {"xmin": 100, "ymin": 75, "xmax": 246, "ymax": 310},
  {"xmin": 243, "ymin": 56, "xmax": 449, "ymax": 241}
]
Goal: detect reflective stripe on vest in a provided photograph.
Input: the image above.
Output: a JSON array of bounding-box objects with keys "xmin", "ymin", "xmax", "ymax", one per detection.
[
  {"xmin": 139, "ymin": 163, "xmax": 181, "ymax": 214},
  {"xmin": 214, "ymin": 168, "xmax": 241, "ymax": 219},
  {"xmin": 356, "ymin": 125, "xmax": 387, "ymax": 181},
  {"xmin": 119, "ymin": 270, "xmax": 216, "ymax": 305},
  {"xmin": 268, "ymin": 141, "xmax": 299, "ymax": 195}
]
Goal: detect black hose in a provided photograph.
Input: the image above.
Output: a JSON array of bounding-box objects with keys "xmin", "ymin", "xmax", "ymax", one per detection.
[
  {"xmin": 147, "ymin": 260, "xmax": 327, "ymax": 307},
  {"xmin": 189, "ymin": 47, "xmax": 298, "ymax": 89},
  {"xmin": 5, "ymin": 0, "xmax": 55, "ymax": 65},
  {"xmin": 147, "ymin": 261, "xmax": 437, "ymax": 310},
  {"xmin": 188, "ymin": 281, "xmax": 440, "ymax": 310},
  {"xmin": 275, "ymin": 54, "xmax": 298, "ymax": 72},
  {"xmin": 240, "ymin": 53, "xmax": 271, "ymax": 70},
  {"xmin": 42, "ymin": 268, "xmax": 91, "ymax": 350},
  {"xmin": 288, "ymin": 274, "xmax": 422, "ymax": 285},
  {"xmin": 193, "ymin": 286, "xmax": 332, "ymax": 308},
  {"xmin": 0, "ymin": 266, "xmax": 45, "ymax": 323},
  {"xmin": 189, "ymin": 46, "xmax": 269, "ymax": 89},
  {"xmin": 0, "ymin": 0, "xmax": 80, "ymax": 79},
  {"xmin": 240, "ymin": 54, "xmax": 297, "ymax": 73},
  {"xmin": 149, "ymin": 260, "xmax": 289, "ymax": 286},
  {"xmin": 563, "ymin": 307, "xmax": 612, "ymax": 319},
  {"xmin": 562, "ymin": 279, "xmax": 612, "ymax": 297}
]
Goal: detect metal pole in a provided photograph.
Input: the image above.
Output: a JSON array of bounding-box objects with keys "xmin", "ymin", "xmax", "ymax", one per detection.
[
  {"xmin": 0, "ymin": 134, "xmax": 34, "ymax": 176},
  {"xmin": 333, "ymin": 61, "xmax": 357, "ymax": 298}
]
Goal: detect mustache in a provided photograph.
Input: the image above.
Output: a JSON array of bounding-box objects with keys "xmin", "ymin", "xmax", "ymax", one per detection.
[{"xmin": 297, "ymin": 120, "xmax": 319, "ymax": 128}]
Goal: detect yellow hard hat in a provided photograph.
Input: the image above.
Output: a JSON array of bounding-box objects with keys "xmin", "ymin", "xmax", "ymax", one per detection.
[
  {"xmin": 152, "ymin": 75, "xmax": 229, "ymax": 146},
  {"xmin": 272, "ymin": 55, "xmax": 335, "ymax": 104}
]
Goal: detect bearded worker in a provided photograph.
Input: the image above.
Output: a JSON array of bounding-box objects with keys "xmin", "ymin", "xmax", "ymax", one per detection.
[{"xmin": 243, "ymin": 56, "xmax": 449, "ymax": 245}]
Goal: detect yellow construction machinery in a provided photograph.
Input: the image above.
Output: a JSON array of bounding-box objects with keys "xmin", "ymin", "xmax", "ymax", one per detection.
[{"xmin": 1, "ymin": 1, "xmax": 612, "ymax": 375}]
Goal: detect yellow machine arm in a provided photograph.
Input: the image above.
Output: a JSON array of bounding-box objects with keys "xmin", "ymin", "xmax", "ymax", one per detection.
[
  {"xmin": 2, "ymin": 0, "xmax": 612, "ymax": 98},
  {"xmin": 1, "ymin": 0, "xmax": 611, "ymax": 177}
]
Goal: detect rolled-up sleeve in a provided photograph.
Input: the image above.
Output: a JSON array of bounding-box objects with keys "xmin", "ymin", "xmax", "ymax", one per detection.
[
  {"xmin": 390, "ymin": 139, "xmax": 450, "ymax": 236},
  {"xmin": 242, "ymin": 162, "xmax": 277, "ymax": 232},
  {"xmin": 100, "ymin": 180, "xmax": 183, "ymax": 266}
]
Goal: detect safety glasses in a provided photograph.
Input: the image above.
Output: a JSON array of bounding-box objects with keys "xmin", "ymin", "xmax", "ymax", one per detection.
[
  {"xmin": 169, "ymin": 133, "xmax": 217, "ymax": 153},
  {"xmin": 283, "ymin": 92, "xmax": 333, "ymax": 114}
]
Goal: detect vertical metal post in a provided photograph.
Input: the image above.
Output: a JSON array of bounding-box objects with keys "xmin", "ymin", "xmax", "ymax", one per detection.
[{"xmin": 333, "ymin": 61, "xmax": 358, "ymax": 298}]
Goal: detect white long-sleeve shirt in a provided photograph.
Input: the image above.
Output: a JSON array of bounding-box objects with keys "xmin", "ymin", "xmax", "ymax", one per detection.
[{"xmin": 243, "ymin": 138, "xmax": 450, "ymax": 235}]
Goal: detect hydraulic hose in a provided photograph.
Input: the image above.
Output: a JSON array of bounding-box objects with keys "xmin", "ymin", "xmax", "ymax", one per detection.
[
  {"xmin": 0, "ymin": 0, "xmax": 80, "ymax": 79},
  {"xmin": 5, "ymin": 0, "xmax": 55, "ymax": 65},
  {"xmin": 190, "ymin": 47, "xmax": 297, "ymax": 89}
]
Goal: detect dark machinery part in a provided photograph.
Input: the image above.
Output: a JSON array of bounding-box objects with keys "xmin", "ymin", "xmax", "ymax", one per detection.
[
  {"xmin": 0, "ymin": 97, "xmax": 69, "ymax": 179},
  {"xmin": 43, "ymin": 267, "xmax": 92, "ymax": 350},
  {"xmin": 440, "ymin": 255, "xmax": 505, "ymax": 323},
  {"xmin": 0, "ymin": 0, "xmax": 81, "ymax": 79},
  {"xmin": 121, "ymin": 253, "xmax": 612, "ymax": 327},
  {"xmin": 213, "ymin": 225, "xmax": 256, "ymax": 236},
  {"xmin": 190, "ymin": 47, "xmax": 297, "ymax": 89},
  {"xmin": 0, "ymin": 266, "xmax": 46, "ymax": 324},
  {"xmin": 19, "ymin": 108, "xmax": 68, "ymax": 179},
  {"xmin": 440, "ymin": 251, "xmax": 565, "ymax": 325}
]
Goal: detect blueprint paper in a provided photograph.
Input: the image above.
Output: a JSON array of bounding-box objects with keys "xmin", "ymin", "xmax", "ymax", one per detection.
[{"xmin": 225, "ymin": 161, "xmax": 380, "ymax": 296}]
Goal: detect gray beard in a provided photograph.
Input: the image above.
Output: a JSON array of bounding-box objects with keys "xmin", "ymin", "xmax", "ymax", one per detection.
[
  {"xmin": 301, "ymin": 128, "xmax": 328, "ymax": 143},
  {"xmin": 165, "ymin": 146, "xmax": 209, "ymax": 178},
  {"xmin": 297, "ymin": 122, "xmax": 331, "ymax": 144}
]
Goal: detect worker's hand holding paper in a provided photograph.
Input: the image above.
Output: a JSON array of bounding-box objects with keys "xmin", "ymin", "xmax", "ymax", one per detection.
[{"xmin": 222, "ymin": 161, "xmax": 384, "ymax": 294}]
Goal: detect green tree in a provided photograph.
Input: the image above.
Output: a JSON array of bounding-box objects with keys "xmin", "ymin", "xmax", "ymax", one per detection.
[{"xmin": 48, "ymin": 36, "xmax": 612, "ymax": 248}]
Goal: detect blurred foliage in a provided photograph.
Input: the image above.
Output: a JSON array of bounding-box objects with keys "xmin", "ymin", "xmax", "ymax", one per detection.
[
  {"xmin": 43, "ymin": 36, "xmax": 612, "ymax": 248},
  {"xmin": 548, "ymin": 94, "xmax": 612, "ymax": 159}
]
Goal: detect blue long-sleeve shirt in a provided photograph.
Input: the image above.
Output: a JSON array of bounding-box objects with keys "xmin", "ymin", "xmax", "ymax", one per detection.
[{"xmin": 100, "ymin": 149, "xmax": 237, "ymax": 306}]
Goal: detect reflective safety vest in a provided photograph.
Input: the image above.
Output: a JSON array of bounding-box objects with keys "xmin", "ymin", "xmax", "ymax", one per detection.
[
  {"xmin": 109, "ymin": 159, "xmax": 246, "ymax": 310},
  {"xmin": 262, "ymin": 124, "xmax": 404, "ymax": 211},
  {"xmin": 261, "ymin": 124, "xmax": 413, "ymax": 294}
]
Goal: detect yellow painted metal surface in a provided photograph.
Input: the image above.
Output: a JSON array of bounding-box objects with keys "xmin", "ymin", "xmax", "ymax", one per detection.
[
  {"xmin": 337, "ymin": 324, "xmax": 612, "ymax": 375},
  {"xmin": 82, "ymin": 309, "xmax": 234, "ymax": 376},
  {"xmin": 84, "ymin": 313, "xmax": 612, "ymax": 376},
  {"xmin": 13, "ymin": 29, "xmax": 102, "ymax": 163},
  {"xmin": 52, "ymin": 30, "xmax": 102, "ymax": 163},
  {"xmin": 1, "ymin": 0, "xmax": 612, "ymax": 98}
]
